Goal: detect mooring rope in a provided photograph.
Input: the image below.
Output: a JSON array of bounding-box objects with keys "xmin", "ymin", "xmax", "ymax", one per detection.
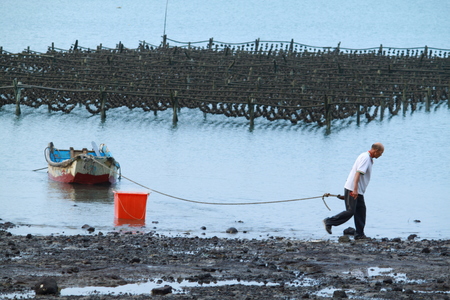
[{"xmin": 89, "ymin": 159, "xmax": 338, "ymax": 210}]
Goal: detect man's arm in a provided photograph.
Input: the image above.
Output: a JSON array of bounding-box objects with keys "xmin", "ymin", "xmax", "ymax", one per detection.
[{"xmin": 350, "ymin": 171, "xmax": 361, "ymax": 198}]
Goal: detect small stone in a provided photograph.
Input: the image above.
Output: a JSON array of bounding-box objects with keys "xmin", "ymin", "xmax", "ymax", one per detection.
[
  {"xmin": 201, "ymin": 226, "xmax": 207, "ymax": 230},
  {"xmin": 407, "ymin": 234, "xmax": 417, "ymax": 240},
  {"xmin": 226, "ymin": 227, "xmax": 238, "ymax": 234},
  {"xmin": 383, "ymin": 278, "xmax": 393, "ymax": 284},
  {"xmin": 338, "ymin": 235, "xmax": 351, "ymax": 243},
  {"xmin": 333, "ymin": 290, "xmax": 347, "ymax": 298},
  {"xmin": 34, "ymin": 277, "xmax": 58, "ymax": 295},
  {"xmin": 152, "ymin": 285, "xmax": 172, "ymax": 295},
  {"xmin": 343, "ymin": 227, "xmax": 355, "ymax": 235},
  {"xmin": 413, "ymin": 220, "xmax": 421, "ymax": 223},
  {"xmin": 421, "ymin": 247, "xmax": 431, "ymax": 253},
  {"xmin": 130, "ymin": 257, "xmax": 141, "ymax": 263},
  {"xmin": 404, "ymin": 288, "xmax": 414, "ymax": 294}
]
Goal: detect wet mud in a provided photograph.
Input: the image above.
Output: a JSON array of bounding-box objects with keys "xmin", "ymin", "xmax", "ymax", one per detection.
[{"xmin": 0, "ymin": 222, "xmax": 449, "ymax": 299}]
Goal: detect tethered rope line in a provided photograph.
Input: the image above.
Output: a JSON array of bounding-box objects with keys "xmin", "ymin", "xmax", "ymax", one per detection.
[
  {"xmin": 41, "ymin": 159, "xmax": 339, "ymax": 210},
  {"xmin": 119, "ymin": 170, "xmax": 337, "ymax": 210}
]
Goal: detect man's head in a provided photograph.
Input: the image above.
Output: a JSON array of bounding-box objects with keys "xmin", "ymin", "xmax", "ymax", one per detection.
[{"xmin": 370, "ymin": 142, "xmax": 384, "ymax": 159}]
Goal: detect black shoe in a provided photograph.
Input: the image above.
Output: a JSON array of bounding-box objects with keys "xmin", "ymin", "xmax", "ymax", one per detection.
[
  {"xmin": 322, "ymin": 218, "xmax": 332, "ymax": 234},
  {"xmin": 354, "ymin": 235, "xmax": 369, "ymax": 240}
]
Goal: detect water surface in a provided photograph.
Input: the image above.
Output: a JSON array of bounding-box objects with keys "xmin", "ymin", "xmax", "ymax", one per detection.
[
  {"xmin": 1, "ymin": 104, "xmax": 449, "ymax": 240},
  {"xmin": 1, "ymin": 0, "xmax": 449, "ymax": 240}
]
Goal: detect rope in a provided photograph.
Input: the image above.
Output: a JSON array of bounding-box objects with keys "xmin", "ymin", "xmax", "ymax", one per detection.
[{"xmin": 91, "ymin": 159, "xmax": 337, "ymax": 210}]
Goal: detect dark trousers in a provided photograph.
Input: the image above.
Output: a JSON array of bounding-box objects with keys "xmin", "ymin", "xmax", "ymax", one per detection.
[{"xmin": 326, "ymin": 189, "xmax": 366, "ymax": 236}]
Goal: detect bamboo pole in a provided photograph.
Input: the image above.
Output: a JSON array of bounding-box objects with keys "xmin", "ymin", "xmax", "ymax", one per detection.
[
  {"xmin": 425, "ymin": 87, "xmax": 430, "ymax": 112},
  {"xmin": 171, "ymin": 91, "xmax": 178, "ymax": 124},
  {"xmin": 402, "ymin": 88, "xmax": 407, "ymax": 115},
  {"xmin": 254, "ymin": 38, "xmax": 260, "ymax": 54},
  {"xmin": 448, "ymin": 83, "xmax": 450, "ymax": 109},
  {"xmin": 325, "ymin": 95, "xmax": 331, "ymax": 131},
  {"xmin": 356, "ymin": 103, "xmax": 361, "ymax": 125},
  {"xmin": 248, "ymin": 97, "xmax": 255, "ymax": 129},
  {"xmin": 100, "ymin": 87, "xmax": 107, "ymax": 121},
  {"xmin": 13, "ymin": 79, "xmax": 22, "ymax": 116}
]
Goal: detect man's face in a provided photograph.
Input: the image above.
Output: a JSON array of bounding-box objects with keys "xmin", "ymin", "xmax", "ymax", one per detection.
[{"xmin": 373, "ymin": 148, "xmax": 384, "ymax": 159}]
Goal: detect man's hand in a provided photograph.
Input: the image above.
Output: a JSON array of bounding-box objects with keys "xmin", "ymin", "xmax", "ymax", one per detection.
[{"xmin": 352, "ymin": 172, "xmax": 361, "ymax": 199}]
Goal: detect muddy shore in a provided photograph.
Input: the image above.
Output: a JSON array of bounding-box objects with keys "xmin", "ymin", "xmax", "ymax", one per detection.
[{"xmin": 1, "ymin": 221, "xmax": 449, "ymax": 299}]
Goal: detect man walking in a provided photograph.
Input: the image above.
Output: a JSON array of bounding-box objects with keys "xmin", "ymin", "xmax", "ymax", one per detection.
[{"xmin": 323, "ymin": 143, "xmax": 384, "ymax": 239}]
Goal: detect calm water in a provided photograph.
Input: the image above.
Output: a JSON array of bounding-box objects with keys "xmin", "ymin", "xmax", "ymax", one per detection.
[
  {"xmin": 1, "ymin": 104, "xmax": 449, "ymax": 240},
  {"xmin": 1, "ymin": 0, "xmax": 449, "ymax": 52},
  {"xmin": 0, "ymin": 0, "xmax": 449, "ymax": 240}
]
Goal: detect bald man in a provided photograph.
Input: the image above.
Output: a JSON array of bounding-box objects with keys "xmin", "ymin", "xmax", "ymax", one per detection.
[{"xmin": 323, "ymin": 143, "xmax": 384, "ymax": 239}]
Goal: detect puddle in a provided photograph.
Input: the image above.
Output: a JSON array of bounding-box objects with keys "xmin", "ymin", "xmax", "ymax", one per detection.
[
  {"xmin": 1, "ymin": 267, "xmax": 443, "ymax": 299},
  {"xmin": 346, "ymin": 266, "xmax": 424, "ymax": 284},
  {"xmin": 347, "ymin": 267, "xmax": 395, "ymax": 281},
  {"xmin": 0, "ymin": 278, "xmax": 279, "ymax": 299},
  {"xmin": 316, "ymin": 287, "xmax": 357, "ymax": 298}
]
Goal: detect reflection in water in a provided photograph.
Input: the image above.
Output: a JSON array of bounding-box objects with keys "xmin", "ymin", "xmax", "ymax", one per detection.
[
  {"xmin": 114, "ymin": 218, "xmax": 146, "ymax": 227},
  {"xmin": 47, "ymin": 180, "xmax": 115, "ymax": 203}
]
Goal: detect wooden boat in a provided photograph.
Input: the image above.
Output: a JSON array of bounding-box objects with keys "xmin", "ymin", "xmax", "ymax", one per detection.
[{"xmin": 45, "ymin": 142, "xmax": 121, "ymax": 184}]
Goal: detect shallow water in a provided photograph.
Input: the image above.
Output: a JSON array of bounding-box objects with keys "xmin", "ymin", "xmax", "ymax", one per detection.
[{"xmin": 1, "ymin": 103, "xmax": 449, "ymax": 240}]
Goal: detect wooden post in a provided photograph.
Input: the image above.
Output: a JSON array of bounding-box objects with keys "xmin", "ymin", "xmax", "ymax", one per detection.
[
  {"xmin": 100, "ymin": 87, "xmax": 107, "ymax": 121},
  {"xmin": 254, "ymin": 38, "xmax": 260, "ymax": 54},
  {"xmin": 425, "ymin": 87, "xmax": 431, "ymax": 112},
  {"xmin": 208, "ymin": 38, "xmax": 213, "ymax": 50},
  {"xmin": 402, "ymin": 88, "xmax": 407, "ymax": 115},
  {"xmin": 356, "ymin": 103, "xmax": 361, "ymax": 126},
  {"xmin": 13, "ymin": 79, "xmax": 22, "ymax": 116},
  {"xmin": 325, "ymin": 95, "xmax": 332, "ymax": 131},
  {"xmin": 248, "ymin": 97, "xmax": 255, "ymax": 129},
  {"xmin": 171, "ymin": 91, "xmax": 178, "ymax": 124},
  {"xmin": 448, "ymin": 83, "xmax": 450, "ymax": 109},
  {"xmin": 380, "ymin": 98, "xmax": 385, "ymax": 121},
  {"xmin": 378, "ymin": 44, "xmax": 383, "ymax": 55},
  {"xmin": 162, "ymin": 35, "xmax": 167, "ymax": 47},
  {"xmin": 48, "ymin": 95, "xmax": 52, "ymax": 113}
]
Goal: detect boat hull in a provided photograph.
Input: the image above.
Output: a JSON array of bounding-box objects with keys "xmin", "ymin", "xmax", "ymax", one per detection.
[{"xmin": 47, "ymin": 156, "xmax": 118, "ymax": 184}]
